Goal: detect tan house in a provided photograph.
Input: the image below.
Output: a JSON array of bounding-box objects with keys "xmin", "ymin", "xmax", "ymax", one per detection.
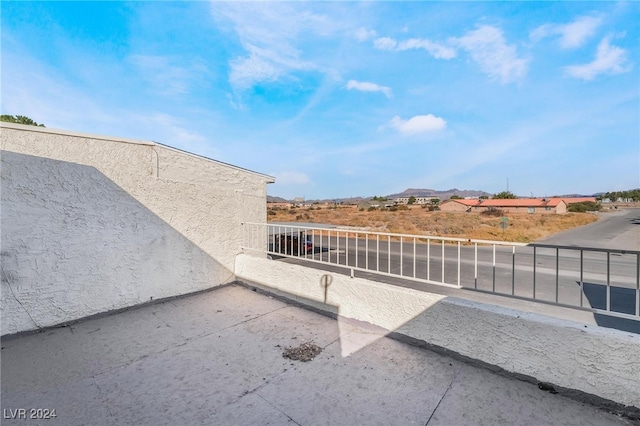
[
  {"xmin": 267, "ymin": 202, "xmax": 292, "ymax": 209},
  {"xmin": 440, "ymin": 198, "xmax": 568, "ymax": 214},
  {"xmin": 439, "ymin": 199, "xmax": 478, "ymax": 212}
]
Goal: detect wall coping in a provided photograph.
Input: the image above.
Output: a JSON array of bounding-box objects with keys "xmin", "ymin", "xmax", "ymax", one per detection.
[{"xmin": 0, "ymin": 122, "xmax": 275, "ymax": 183}]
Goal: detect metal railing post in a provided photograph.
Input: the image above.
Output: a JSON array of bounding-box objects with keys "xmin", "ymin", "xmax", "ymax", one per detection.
[
  {"xmin": 376, "ymin": 235, "xmax": 380, "ymax": 272},
  {"xmin": 474, "ymin": 243, "xmax": 478, "ymax": 289},
  {"xmin": 365, "ymin": 234, "xmax": 369, "ymax": 270},
  {"xmin": 387, "ymin": 236, "xmax": 391, "ymax": 274},
  {"xmin": 457, "ymin": 241, "xmax": 461, "ymax": 288},
  {"xmin": 413, "ymin": 238, "xmax": 416, "ymax": 278},
  {"xmin": 441, "ymin": 240, "xmax": 445, "ymax": 283},
  {"xmin": 400, "ymin": 236, "xmax": 403, "ymax": 277},
  {"xmin": 355, "ymin": 233, "xmax": 358, "ymax": 269},
  {"xmin": 555, "ymin": 247, "xmax": 559, "ymax": 303},
  {"xmin": 492, "ymin": 244, "xmax": 496, "ymax": 293},
  {"xmin": 427, "ymin": 239, "xmax": 431, "ymax": 281},
  {"xmin": 580, "ymin": 250, "xmax": 584, "ymax": 308},
  {"xmin": 606, "ymin": 252, "xmax": 611, "ymax": 312},
  {"xmin": 511, "ymin": 246, "xmax": 515, "ymax": 295},
  {"xmin": 346, "ymin": 231, "xmax": 349, "ymax": 267},
  {"xmin": 533, "ymin": 246, "xmax": 537, "ymax": 299}
]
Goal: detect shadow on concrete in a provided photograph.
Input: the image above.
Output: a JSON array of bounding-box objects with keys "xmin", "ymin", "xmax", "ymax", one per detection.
[{"xmin": 579, "ymin": 282, "xmax": 639, "ymax": 334}]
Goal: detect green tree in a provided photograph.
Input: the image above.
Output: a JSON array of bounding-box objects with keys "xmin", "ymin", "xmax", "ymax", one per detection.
[
  {"xmin": 1, "ymin": 115, "xmax": 45, "ymax": 127},
  {"xmin": 430, "ymin": 198, "xmax": 440, "ymax": 205},
  {"xmin": 450, "ymin": 195, "xmax": 463, "ymax": 200},
  {"xmin": 493, "ymin": 191, "xmax": 517, "ymax": 199},
  {"xmin": 407, "ymin": 195, "xmax": 416, "ymax": 205},
  {"xmin": 568, "ymin": 202, "xmax": 601, "ymax": 212}
]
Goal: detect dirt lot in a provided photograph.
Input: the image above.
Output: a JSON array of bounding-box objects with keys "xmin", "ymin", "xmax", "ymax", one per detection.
[{"xmin": 267, "ymin": 205, "xmax": 598, "ymax": 243}]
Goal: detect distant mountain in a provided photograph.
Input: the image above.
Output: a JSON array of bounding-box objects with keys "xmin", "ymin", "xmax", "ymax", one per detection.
[
  {"xmin": 269, "ymin": 188, "xmax": 494, "ymax": 204},
  {"xmin": 553, "ymin": 193, "xmax": 599, "ymax": 198},
  {"xmin": 269, "ymin": 189, "xmax": 604, "ymax": 204},
  {"xmin": 385, "ymin": 188, "xmax": 492, "ymax": 200},
  {"xmin": 267, "ymin": 195, "xmax": 290, "ymax": 203}
]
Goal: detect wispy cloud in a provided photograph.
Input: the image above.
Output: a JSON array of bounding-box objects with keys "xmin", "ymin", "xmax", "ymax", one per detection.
[
  {"xmin": 354, "ymin": 27, "xmax": 377, "ymax": 42},
  {"xmin": 149, "ymin": 113, "xmax": 207, "ymax": 144},
  {"xmin": 129, "ymin": 55, "xmax": 208, "ymax": 96},
  {"xmin": 390, "ymin": 114, "xmax": 446, "ymax": 135},
  {"xmin": 564, "ymin": 36, "xmax": 630, "ymax": 80},
  {"xmin": 373, "ymin": 36, "xmax": 456, "ymax": 59},
  {"xmin": 452, "ymin": 25, "xmax": 528, "ymax": 84},
  {"xmin": 346, "ymin": 80, "xmax": 391, "ymax": 98},
  {"xmin": 211, "ymin": 3, "xmax": 336, "ymax": 91},
  {"xmin": 530, "ymin": 15, "xmax": 602, "ymax": 49}
]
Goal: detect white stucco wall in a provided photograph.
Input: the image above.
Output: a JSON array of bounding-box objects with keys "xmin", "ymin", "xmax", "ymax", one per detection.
[
  {"xmin": 1, "ymin": 123, "xmax": 273, "ymax": 335},
  {"xmin": 235, "ymin": 254, "xmax": 640, "ymax": 408}
]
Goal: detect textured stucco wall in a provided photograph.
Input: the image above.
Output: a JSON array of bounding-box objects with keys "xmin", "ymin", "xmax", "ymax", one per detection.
[
  {"xmin": 235, "ymin": 254, "xmax": 640, "ymax": 408},
  {"xmin": 1, "ymin": 124, "xmax": 272, "ymax": 335}
]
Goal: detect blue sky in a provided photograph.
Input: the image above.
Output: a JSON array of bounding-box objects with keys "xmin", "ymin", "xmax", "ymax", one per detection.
[{"xmin": 2, "ymin": 1, "xmax": 638, "ymax": 200}]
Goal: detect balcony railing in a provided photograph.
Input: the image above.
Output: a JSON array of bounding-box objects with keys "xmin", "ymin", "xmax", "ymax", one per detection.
[{"xmin": 242, "ymin": 222, "xmax": 640, "ymax": 322}]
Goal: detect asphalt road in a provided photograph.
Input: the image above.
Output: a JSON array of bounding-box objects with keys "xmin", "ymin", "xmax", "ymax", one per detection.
[{"xmin": 539, "ymin": 208, "xmax": 640, "ymax": 250}]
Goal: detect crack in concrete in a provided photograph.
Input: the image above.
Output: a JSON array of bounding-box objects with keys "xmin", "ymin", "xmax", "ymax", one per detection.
[
  {"xmin": 254, "ymin": 393, "xmax": 302, "ymax": 426},
  {"xmin": 92, "ymin": 376, "xmax": 114, "ymax": 418},
  {"xmin": 214, "ymin": 306, "xmax": 289, "ymax": 334},
  {"xmin": 227, "ymin": 367, "xmax": 302, "ymax": 424},
  {"xmin": 424, "ymin": 363, "xmax": 463, "ymax": 425}
]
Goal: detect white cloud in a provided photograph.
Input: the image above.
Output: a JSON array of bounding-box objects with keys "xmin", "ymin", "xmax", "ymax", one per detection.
[
  {"xmin": 453, "ymin": 25, "xmax": 528, "ymax": 84},
  {"xmin": 530, "ymin": 15, "xmax": 602, "ymax": 49},
  {"xmin": 397, "ymin": 38, "xmax": 457, "ymax": 59},
  {"xmin": 564, "ymin": 36, "xmax": 630, "ymax": 80},
  {"xmin": 374, "ymin": 36, "xmax": 456, "ymax": 59},
  {"xmin": 373, "ymin": 37, "xmax": 398, "ymax": 51},
  {"xmin": 355, "ymin": 27, "xmax": 377, "ymax": 42},
  {"xmin": 390, "ymin": 114, "xmax": 446, "ymax": 135},
  {"xmin": 346, "ymin": 80, "xmax": 391, "ymax": 98},
  {"xmin": 273, "ymin": 171, "xmax": 311, "ymax": 185},
  {"xmin": 211, "ymin": 3, "xmax": 340, "ymax": 90}
]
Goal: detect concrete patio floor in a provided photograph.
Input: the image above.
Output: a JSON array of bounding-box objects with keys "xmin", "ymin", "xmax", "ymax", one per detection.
[{"xmin": 1, "ymin": 284, "xmax": 635, "ymax": 426}]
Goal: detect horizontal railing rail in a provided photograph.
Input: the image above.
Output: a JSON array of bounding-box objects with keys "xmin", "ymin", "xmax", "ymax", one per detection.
[{"xmin": 241, "ymin": 222, "xmax": 640, "ymax": 323}]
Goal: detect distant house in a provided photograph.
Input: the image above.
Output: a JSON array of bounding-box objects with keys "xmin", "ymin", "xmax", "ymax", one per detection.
[
  {"xmin": 394, "ymin": 196, "xmax": 439, "ymax": 205},
  {"xmin": 267, "ymin": 202, "xmax": 292, "ymax": 209},
  {"xmin": 440, "ymin": 198, "xmax": 569, "ymax": 214},
  {"xmin": 555, "ymin": 197, "xmax": 597, "ymax": 205},
  {"xmin": 358, "ymin": 200, "xmax": 381, "ymax": 210},
  {"xmin": 439, "ymin": 199, "xmax": 477, "ymax": 212}
]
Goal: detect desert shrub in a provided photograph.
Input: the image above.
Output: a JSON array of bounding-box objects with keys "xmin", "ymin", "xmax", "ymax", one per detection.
[
  {"xmin": 368, "ymin": 206, "xmax": 376, "ymax": 212},
  {"xmin": 389, "ymin": 206, "xmax": 398, "ymax": 212},
  {"xmin": 296, "ymin": 215, "xmax": 303, "ymax": 220},
  {"xmin": 396, "ymin": 204, "xmax": 409, "ymax": 211},
  {"xmin": 267, "ymin": 210, "xmax": 276, "ymax": 216},
  {"xmin": 481, "ymin": 208, "xmax": 504, "ymax": 217},
  {"xmin": 568, "ymin": 202, "xmax": 601, "ymax": 212}
]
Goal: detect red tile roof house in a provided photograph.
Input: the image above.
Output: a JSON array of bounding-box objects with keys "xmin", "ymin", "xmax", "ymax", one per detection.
[{"xmin": 440, "ymin": 198, "xmax": 569, "ymax": 214}]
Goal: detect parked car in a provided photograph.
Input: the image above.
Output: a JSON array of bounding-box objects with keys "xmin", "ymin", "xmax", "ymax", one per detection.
[{"xmin": 270, "ymin": 229, "xmax": 313, "ymax": 255}]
